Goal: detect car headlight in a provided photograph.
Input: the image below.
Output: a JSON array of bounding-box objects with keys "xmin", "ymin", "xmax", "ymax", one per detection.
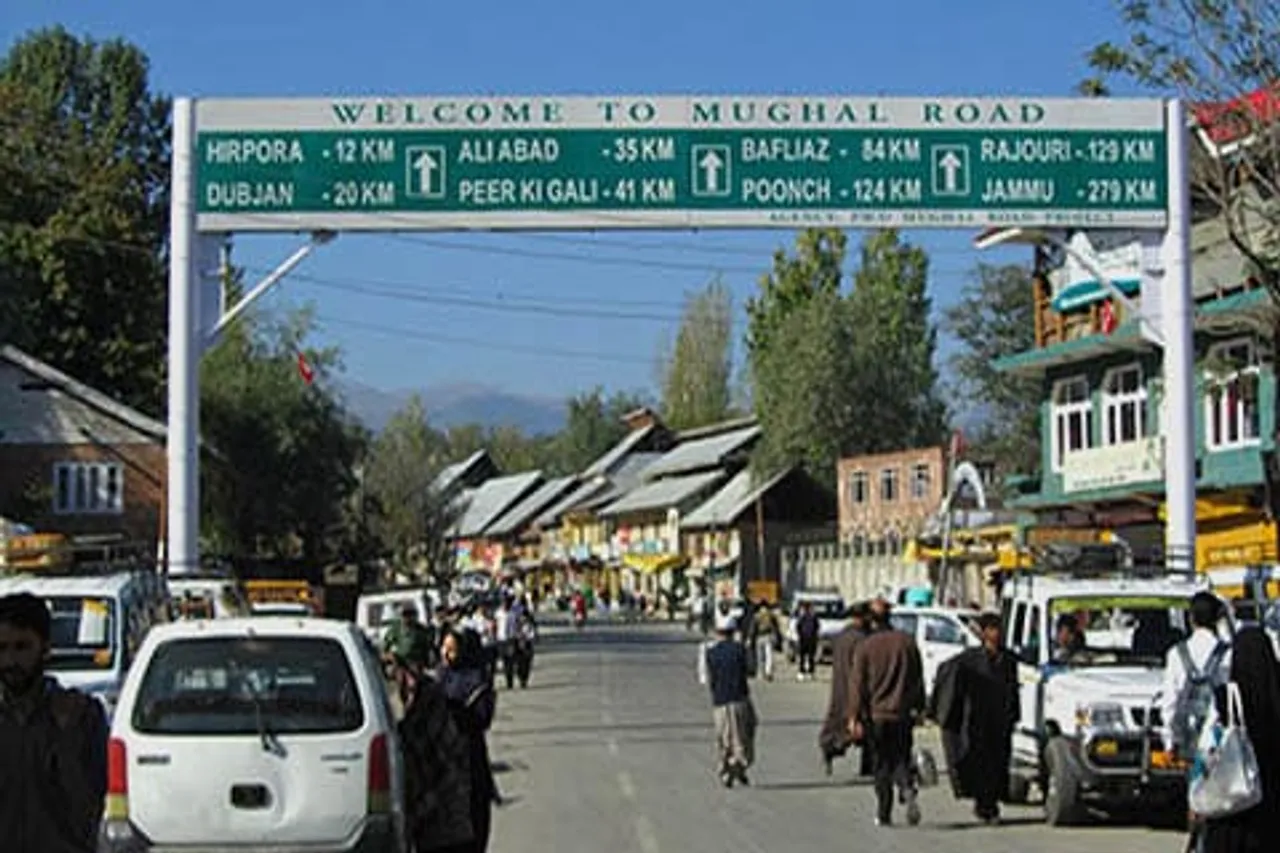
[{"xmin": 1075, "ymin": 701, "xmax": 1126, "ymax": 730}]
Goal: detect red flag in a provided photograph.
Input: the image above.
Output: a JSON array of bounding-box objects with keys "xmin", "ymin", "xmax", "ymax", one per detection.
[
  {"xmin": 297, "ymin": 351, "xmax": 315, "ymax": 385},
  {"xmin": 1100, "ymin": 300, "xmax": 1117, "ymax": 335}
]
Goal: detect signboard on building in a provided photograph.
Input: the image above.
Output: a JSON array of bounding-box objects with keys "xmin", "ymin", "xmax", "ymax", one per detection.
[
  {"xmin": 1051, "ymin": 229, "xmax": 1154, "ymax": 311},
  {"xmin": 193, "ymin": 96, "xmax": 1167, "ymax": 232},
  {"xmin": 1062, "ymin": 437, "xmax": 1165, "ymax": 494}
]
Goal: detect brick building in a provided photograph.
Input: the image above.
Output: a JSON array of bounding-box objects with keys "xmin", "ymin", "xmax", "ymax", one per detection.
[
  {"xmin": 0, "ymin": 346, "xmax": 166, "ymax": 546},
  {"xmin": 837, "ymin": 446, "xmax": 946, "ymax": 552}
]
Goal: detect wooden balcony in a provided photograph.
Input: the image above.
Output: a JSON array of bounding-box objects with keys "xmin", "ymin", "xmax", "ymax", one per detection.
[{"xmin": 1034, "ymin": 274, "xmax": 1124, "ymax": 348}]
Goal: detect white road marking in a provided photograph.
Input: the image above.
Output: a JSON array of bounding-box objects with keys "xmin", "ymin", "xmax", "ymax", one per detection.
[
  {"xmin": 634, "ymin": 814, "xmax": 661, "ymax": 853},
  {"xmin": 617, "ymin": 770, "xmax": 637, "ymax": 799}
]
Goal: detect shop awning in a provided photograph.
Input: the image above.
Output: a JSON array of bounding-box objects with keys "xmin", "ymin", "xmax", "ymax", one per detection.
[
  {"xmin": 621, "ymin": 553, "xmax": 689, "ymax": 574},
  {"xmin": 1051, "ymin": 277, "xmax": 1140, "ymax": 313}
]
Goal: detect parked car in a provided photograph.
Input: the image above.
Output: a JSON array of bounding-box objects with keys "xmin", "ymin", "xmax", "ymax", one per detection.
[
  {"xmin": 99, "ymin": 617, "xmax": 406, "ymax": 853},
  {"xmin": 888, "ymin": 606, "xmax": 980, "ymax": 699}
]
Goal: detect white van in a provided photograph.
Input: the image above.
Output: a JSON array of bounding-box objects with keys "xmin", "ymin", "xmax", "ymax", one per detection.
[
  {"xmin": 100, "ymin": 617, "xmax": 406, "ymax": 853},
  {"xmin": 168, "ymin": 574, "xmax": 250, "ymax": 619},
  {"xmin": 0, "ymin": 569, "xmax": 169, "ymax": 715},
  {"xmin": 356, "ymin": 588, "xmax": 435, "ymax": 650}
]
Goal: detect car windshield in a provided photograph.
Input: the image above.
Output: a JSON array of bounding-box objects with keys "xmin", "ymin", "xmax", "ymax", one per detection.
[
  {"xmin": 132, "ymin": 636, "xmax": 364, "ymax": 735},
  {"xmin": 45, "ymin": 596, "xmax": 116, "ymax": 671},
  {"xmin": 1049, "ymin": 595, "xmax": 1191, "ymax": 667}
]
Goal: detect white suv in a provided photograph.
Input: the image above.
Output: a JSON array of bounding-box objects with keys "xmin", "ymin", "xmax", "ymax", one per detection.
[
  {"xmin": 100, "ymin": 617, "xmax": 406, "ymax": 852},
  {"xmin": 999, "ymin": 546, "xmax": 1216, "ymax": 825}
]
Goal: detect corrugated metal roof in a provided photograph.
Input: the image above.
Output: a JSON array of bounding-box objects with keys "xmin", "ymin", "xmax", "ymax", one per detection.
[
  {"xmin": 598, "ymin": 470, "xmax": 726, "ymax": 517},
  {"xmin": 531, "ymin": 451, "xmax": 664, "ymax": 528},
  {"xmin": 451, "ymin": 471, "xmax": 543, "ymax": 538},
  {"xmin": 575, "ymin": 453, "xmax": 661, "ymax": 510},
  {"xmin": 433, "ymin": 450, "xmax": 489, "ymax": 495},
  {"xmin": 533, "ymin": 477, "xmax": 606, "ymax": 528},
  {"xmin": 1, "ymin": 345, "xmax": 166, "ymax": 439},
  {"xmin": 484, "ymin": 476, "xmax": 578, "ymax": 537},
  {"xmin": 641, "ymin": 425, "xmax": 761, "ymax": 479},
  {"xmin": 582, "ymin": 424, "xmax": 656, "ymax": 478},
  {"xmin": 682, "ymin": 468, "xmax": 790, "ymax": 529}
]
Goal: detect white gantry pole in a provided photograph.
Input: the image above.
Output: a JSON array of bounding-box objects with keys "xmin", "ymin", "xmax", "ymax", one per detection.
[
  {"xmin": 1160, "ymin": 97, "xmax": 1197, "ymax": 571},
  {"xmin": 166, "ymin": 97, "xmax": 201, "ymax": 576}
]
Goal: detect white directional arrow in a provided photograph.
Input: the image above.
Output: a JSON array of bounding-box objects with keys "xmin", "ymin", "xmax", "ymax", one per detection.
[
  {"xmin": 412, "ymin": 149, "xmax": 439, "ymax": 195},
  {"xmin": 699, "ymin": 149, "xmax": 724, "ymax": 193},
  {"xmin": 938, "ymin": 150, "xmax": 963, "ymax": 193}
]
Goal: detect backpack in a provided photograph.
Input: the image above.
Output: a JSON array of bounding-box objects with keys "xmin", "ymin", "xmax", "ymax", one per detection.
[{"xmin": 1173, "ymin": 639, "xmax": 1229, "ymax": 755}]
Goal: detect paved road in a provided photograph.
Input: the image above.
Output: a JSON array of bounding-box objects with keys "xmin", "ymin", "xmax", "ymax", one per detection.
[{"xmin": 487, "ymin": 618, "xmax": 1185, "ymax": 853}]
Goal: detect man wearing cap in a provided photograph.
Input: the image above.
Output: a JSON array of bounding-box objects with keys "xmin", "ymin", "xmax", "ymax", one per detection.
[
  {"xmin": 698, "ymin": 612, "xmax": 757, "ymax": 787},
  {"xmin": 383, "ymin": 603, "xmax": 435, "ymax": 703}
]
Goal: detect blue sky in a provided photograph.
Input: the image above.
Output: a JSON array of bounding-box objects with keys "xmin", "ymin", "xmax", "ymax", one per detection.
[{"xmin": 4, "ymin": 0, "xmax": 1141, "ymax": 406}]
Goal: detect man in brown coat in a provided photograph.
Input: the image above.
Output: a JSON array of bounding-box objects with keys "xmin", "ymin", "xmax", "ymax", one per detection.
[
  {"xmin": 0, "ymin": 592, "xmax": 108, "ymax": 853},
  {"xmin": 849, "ymin": 601, "xmax": 925, "ymax": 827},
  {"xmin": 818, "ymin": 601, "xmax": 871, "ymax": 775}
]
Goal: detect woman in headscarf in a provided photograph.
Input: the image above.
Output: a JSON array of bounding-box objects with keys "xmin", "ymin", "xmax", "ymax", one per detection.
[
  {"xmin": 1199, "ymin": 626, "xmax": 1280, "ymax": 853},
  {"xmin": 400, "ymin": 627, "xmax": 497, "ymax": 853}
]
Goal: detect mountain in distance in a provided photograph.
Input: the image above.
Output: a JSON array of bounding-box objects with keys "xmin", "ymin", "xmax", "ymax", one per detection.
[{"xmin": 338, "ymin": 378, "xmax": 565, "ymax": 435}]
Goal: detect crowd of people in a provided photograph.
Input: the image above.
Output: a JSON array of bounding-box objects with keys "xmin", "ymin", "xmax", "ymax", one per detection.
[
  {"xmin": 694, "ymin": 591, "xmax": 1280, "ymax": 848},
  {"xmin": 696, "ymin": 596, "xmax": 1017, "ymax": 825}
]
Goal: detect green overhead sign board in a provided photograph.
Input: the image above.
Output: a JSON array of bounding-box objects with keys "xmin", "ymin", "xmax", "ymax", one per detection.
[{"xmin": 193, "ymin": 96, "xmax": 1168, "ymax": 232}]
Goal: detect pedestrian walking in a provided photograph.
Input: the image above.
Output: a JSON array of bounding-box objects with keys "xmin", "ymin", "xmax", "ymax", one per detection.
[
  {"xmin": 512, "ymin": 610, "xmax": 537, "ymax": 689},
  {"xmin": 1196, "ymin": 626, "xmax": 1280, "ymax": 852},
  {"xmin": 795, "ymin": 602, "xmax": 820, "ymax": 681},
  {"xmin": 928, "ymin": 611, "xmax": 1019, "ymax": 825},
  {"xmin": 1162, "ymin": 592, "xmax": 1232, "ymax": 760},
  {"xmin": 0, "ymin": 592, "xmax": 108, "ymax": 853},
  {"xmin": 750, "ymin": 599, "xmax": 779, "ymax": 681},
  {"xmin": 848, "ymin": 601, "xmax": 925, "ymax": 827},
  {"xmin": 819, "ymin": 601, "xmax": 872, "ymax": 776},
  {"xmin": 698, "ymin": 613, "xmax": 757, "ymax": 787},
  {"xmin": 496, "ymin": 598, "xmax": 520, "ymax": 690},
  {"xmin": 401, "ymin": 627, "xmax": 498, "ymax": 853}
]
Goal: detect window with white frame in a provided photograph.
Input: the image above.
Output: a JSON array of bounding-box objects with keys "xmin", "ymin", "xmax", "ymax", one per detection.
[
  {"xmin": 880, "ymin": 467, "xmax": 898, "ymax": 502},
  {"xmin": 1101, "ymin": 364, "xmax": 1148, "ymax": 445},
  {"xmin": 910, "ymin": 463, "xmax": 930, "ymax": 499},
  {"xmin": 1051, "ymin": 376, "xmax": 1094, "ymax": 471},
  {"xmin": 849, "ymin": 470, "xmax": 868, "ymax": 504},
  {"xmin": 1205, "ymin": 338, "xmax": 1261, "ymax": 450},
  {"xmin": 52, "ymin": 462, "xmax": 124, "ymax": 515}
]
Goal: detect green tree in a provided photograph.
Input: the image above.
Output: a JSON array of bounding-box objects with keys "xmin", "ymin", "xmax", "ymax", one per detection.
[
  {"xmin": 487, "ymin": 424, "xmax": 556, "ymax": 473},
  {"xmin": 200, "ymin": 304, "xmax": 365, "ymax": 562},
  {"xmin": 1082, "ymin": 1, "xmax": 1280, "ymax": 289},
  {"xmin": 362, "ymin": 395, "xmax": 463, "ymax": 577},
  {"xmin": 659, "ymin": 279, "xmax": 734, "ymax": 430},
  {"xmin": 845, "ymin": 229, "xmax": 948, "ymax": 453},
  {"xmin": 746, "ymin": 228, "xmax": 846, "ymax": 358},
  {"xmin": 443, "ymin": 423, "xmax": 488, "ymax": 462},
  {"xmin": 0, "ymin": 28, "xmax": 170, "ymax": 413},
  {"xmin": 553, "ymin": 387, "xmax": 650, "ymax": 473},
  {"xmin": 751, "ymin": 288, "xmax": 857, "ymax": 485},
  {"xmin": 748, "ymin": 229, "xmax": 946, "ymax": 483},
  {"xmin": 943, "ymin": 264, "xmax": 1041, "ymax": 476}
]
